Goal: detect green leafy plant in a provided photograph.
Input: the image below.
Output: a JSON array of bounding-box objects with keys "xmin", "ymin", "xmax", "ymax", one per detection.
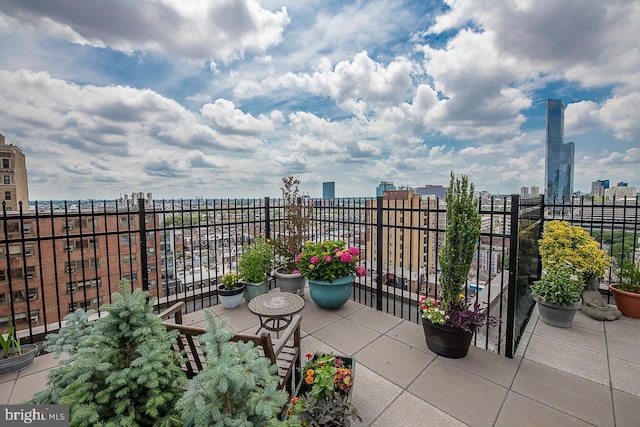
[
  {"xmin": 617, "ymin": 261, "xmax": 640, "ymax": 294},
  {"xmin": 1, "ymin": 318, "xmax": 22, "ymax": 358},
  {"xmin": 297, "ymin": 240, "xmax": 366, "ymax": 282},
  {"xmin": 177, "ymin": 310, "xmax": 289, "ymax": 426},
  {"xmin": 273, "ymin": 176, "xmax": 311, "ymax": 273},
  {"xmin": 539, "ymin": 220, "xmax": 611, "ymax": 279},
  {"xmin": 237, "ymin": 237, "xmax": 273, "ymax": 283},
  {"xmin": 220, "ymin": 271, "xmax": 240, "ymax": 290},
  {"xmin": 531, "ymin": 267, "xmax": 584, "ymax": 305},
  {"xmin": 287, "ymin": 392, "xmax": 360, "ymax": 427},
  {"xmin": 32, "ymin": 281, "xmax": 186, "ymax": 427}
]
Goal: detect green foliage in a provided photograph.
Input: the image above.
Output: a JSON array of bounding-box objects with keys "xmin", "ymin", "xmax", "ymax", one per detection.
[
  {"xmin": 1, "ymin": 318, "xmax": 21, "ymax": 358},
  {"xmin": 617, "ymin": 261, "xmax": 640, "ymax": 294},
  {"xmin": 591, "ymin": 230, "xmax": 636, "ymax": 265},
  {"xmin": 32, "ymin": 281, "xmax": 186, "ymax": 427},
  {"xmin": 164, "ymin": 214, "xmax": 200, "ymax": 227},
  {"xmin": 287, "ymin": 392, "xmax": 360, "ymax": 427},
  {"xmin": 297, "ymin": 240, "xmax": 364, "ymax": 282},
  {"xmin": 539, "ymin": 220, "xmax": 611, "ymax": 279},
  {"xmin": 531, "ymin": 267, "xmax": 584, "ymax": 305},
  {"xmin": 273, "ymin": 176, "xmax": 311, "ymax": 272},
  {"xmin": 177, "ymin": 311, "xmax": 290, "ymax": 427},
  {"xmin": 220, "ymin": 271, "xmax": 240, "ymax": 290},
  {"xmin": 439, "ymin": 172, "xmax": 481, "ymax": 312},
  {"xmin": 237, "ymin": 237, "xmax": 273, "ymax": 283}
]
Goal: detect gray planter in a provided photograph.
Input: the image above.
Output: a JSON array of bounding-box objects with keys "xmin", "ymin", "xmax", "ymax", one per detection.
[
  {"xmin": 243, "ymin": 280, "xmax": 270, "ymax": 302},
  {"xmin": 0, "ymin": 344, "xmax": 38, "ymax": 375},
  {"xmin": 218, "ymin": 284, "xmax": 245, "ymax": 309},
  {"xmin": 274, "ymin": 267, "xmax": 306, "ymax": 295},
  {"xmin": 535, "ymin": 297, "xmax": 582, "ymax": 328}
]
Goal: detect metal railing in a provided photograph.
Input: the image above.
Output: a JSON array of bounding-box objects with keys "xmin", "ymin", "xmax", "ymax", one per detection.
[{"xmin": 2, "ymin": 195, "xmax": 639, "ymax": 358}]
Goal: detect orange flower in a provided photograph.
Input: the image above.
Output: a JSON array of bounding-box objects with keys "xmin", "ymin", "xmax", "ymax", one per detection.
[
  {"xmin": 306, "ymin": 369, "xmax": 314, "ymax": 376},
  {"xmin": 305, "ymin": 375, "xmax": 314, "ymax": 385}
]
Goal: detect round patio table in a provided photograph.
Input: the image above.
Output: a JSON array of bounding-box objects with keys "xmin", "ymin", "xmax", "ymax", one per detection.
[{"xmin": 248, "ymin": 292, "xmax": 305, "ymax": 338}]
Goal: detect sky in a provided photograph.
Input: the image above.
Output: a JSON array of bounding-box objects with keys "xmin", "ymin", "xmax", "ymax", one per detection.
[{"xmin": 0, "ymin": 0, "xmax": 638, "ymax": 201}]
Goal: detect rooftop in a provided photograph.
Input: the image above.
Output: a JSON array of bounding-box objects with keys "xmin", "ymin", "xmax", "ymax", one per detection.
[{"xmin": 3, "ymin": 287, "xmax": 639, "ymax": 426}]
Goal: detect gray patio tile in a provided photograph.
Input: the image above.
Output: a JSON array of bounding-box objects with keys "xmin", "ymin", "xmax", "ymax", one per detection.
[
  {"xmin": 512, "ymin": 359, "xmax": 614, "ymax": 427},
  {"xmin": 354, "ymin": 334, "xmax": 432, "ymax": 387},
  {"xmin": 300, "ymin": 334, "xmax": 338, "ymax": 358},
  {"xmin": 605, "ymin": 317, "xmax": 640, "ymax": 364},
  {"xmin": 312, "ymin": 317, "xmax": 381, "ymax": 355},
  {"xmin": 0, "ymin": 368, "xmax": 19, "ymax": 384},
  {"xmin": 385, "ymin": 319, "xmax": 429, "ymax": 353},
  {"xmin": 408, "ymin": 359, "xmax": 507, "ymax": 427},
  {"xmin": 299, "ymin": 303, "xmax": 342, "ymax": 333},
  {"xmin": 523, "ymin": 334, "xmax": 610, "ymax": 385},
  {"xmin": 572, "ymin": 310, "xmax": 605, "ymax": 332},
  {"xmin": 495, "ymin": 391, "xmax": 593, "ymax": 427},
  {"xmin": 442, "ymin": 344, "xmax": 521, "ymax": 388},
  {"xmin": 532, "ymin": 320, "xmax": 606, "ymax": 354},
  {"xmin": 18, "ymin": 351, "xmax": 66, "ymax": 377},
  {"xmin": 609, "ymin": 357, "xmax": 640, "ymax": 397},
  {"xmin": 612, "ymin": 389, "xmax": 640, "ymax": 427},
  {"xmin": 330, "ymin": 298, "xmax": 367, "ymax": 317},
  {"xmin": 219, "ymin": 307, "xmax": 260, "ymax": 333},
  {"xmin": 350, "ymin": 364, "xmax": 403, "ymax": 426},
  {"xmin": 10, "ymin": 368, "xmax": 49, "ymax": 404},
  {"xmin": 182, "ymin": 307, "xmax": 212, "ymax": 324},
  {"xmin": 371, "ymin": 391, "xmax": 467, "ymax": 427},
  {"xmin": 347, "ymin": 305, "xmax": 404, "ymax": 334},
  {"xmin": 0, "ymin": 378, "xmax": 13, "ymax": 403}
]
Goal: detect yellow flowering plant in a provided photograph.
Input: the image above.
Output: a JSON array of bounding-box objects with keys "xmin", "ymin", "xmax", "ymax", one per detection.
[{"xmin": 539, "ymin": 221, "xmax": 611, "ymax": 279}]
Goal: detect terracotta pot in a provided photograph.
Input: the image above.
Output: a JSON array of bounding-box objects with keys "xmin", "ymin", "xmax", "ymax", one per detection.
[
  {"xmin": 422, "ymin": 318, "xmax": 473, "ymax": 358},
  {"xmin": 609, "ymin": 284, "xmax": 640, "ymax": 318}
]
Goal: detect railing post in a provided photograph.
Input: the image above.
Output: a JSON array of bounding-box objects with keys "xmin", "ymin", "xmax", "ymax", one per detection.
[
  {"xmin": 505, "ymin": 194, "xmax": 520, "ymax": 358},
  {"xmin": 138, "ymin": 198, "xmax": 149, "ymax": 292},
  {"xmin": 264, "ymin": 197, "xmax": 271, "ymax": 240},
  {"xmin": 376, "ymin": 196, "xmax": 383, "ymax": 311}
]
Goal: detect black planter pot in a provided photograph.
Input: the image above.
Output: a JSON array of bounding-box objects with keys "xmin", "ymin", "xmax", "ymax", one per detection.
[{"xmin": 422, "ymin": 318, "xmax": 473, "ymax": 359}]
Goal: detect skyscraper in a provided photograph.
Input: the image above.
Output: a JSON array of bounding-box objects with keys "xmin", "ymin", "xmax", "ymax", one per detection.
[
  {"xmin": 322, "ymin": 181, "xmax": 335, "ymax": 199},
  {"xmin": 376, "ymin": 181, "xmax": 396, "ymax": 197},
  {"xmin": 545, "ymin": 99, "xmax": 575, "ymax": 202},
  {"xmin": 0, "ymin": 133, "xmax": 29, "ymax": 212}
]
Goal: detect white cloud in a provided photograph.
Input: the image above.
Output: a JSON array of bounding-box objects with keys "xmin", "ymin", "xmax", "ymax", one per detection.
[{"xmin": 201, "ymin": 99, "xmax": 276, "ymax": 134}]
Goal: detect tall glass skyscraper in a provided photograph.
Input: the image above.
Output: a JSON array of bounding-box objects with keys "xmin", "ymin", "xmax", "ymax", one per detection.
[
  {"xmin": 322, "ymin": 181, "xmax": 335, "ymax": 199},
  {"xmin": 545, "ymin": 99, "xmax": 574, "ymax": 202}
]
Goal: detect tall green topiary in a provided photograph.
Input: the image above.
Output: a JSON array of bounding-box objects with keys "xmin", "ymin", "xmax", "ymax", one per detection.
[
  {"xmin": 439, "ymin": 172, "xmax": 481, "ymax": 312},
  {"xmin": 177, "ymin": 310, "xmax": 290, "ymax": 427},
  {"xmin": 32, "ymin": 281, "xmax": 186, "ymax": 427}
]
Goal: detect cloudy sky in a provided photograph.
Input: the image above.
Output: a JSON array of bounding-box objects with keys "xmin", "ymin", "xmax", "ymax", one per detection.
[{"xmin": 0, "ymin": 0, "xmax": 638, "ymax": 201}]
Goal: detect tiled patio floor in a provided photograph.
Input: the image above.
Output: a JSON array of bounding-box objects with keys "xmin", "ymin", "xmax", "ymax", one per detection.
[{"xmin": 3, "ymin": 288, "xmax": 640, "ymax": 426}]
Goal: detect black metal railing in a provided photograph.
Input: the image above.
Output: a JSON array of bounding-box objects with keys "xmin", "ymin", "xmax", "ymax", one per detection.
[{"xmin": 2, "ymin": 195, "xmax": 639, "ymax": 358}]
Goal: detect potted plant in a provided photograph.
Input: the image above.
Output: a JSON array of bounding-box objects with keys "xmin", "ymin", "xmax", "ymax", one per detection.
[
  {"xmin": 297, "ymin": 240, "xmax": 366, "ymax": 309},
  {"xmin": 273, "ymin": 176, "xmax": 310, "ymax": 295},
  {"xmin": 237, "ymin": 237, "xmax": 273, "ymax": 302},
  {"xmin": 286, "ymin": 352, "xmax": 361, "ymax": 426},
  {"xmin": 31, "ymin": 281, "xmax": 186, "ymax": 426},
  {"xmin": 420, "ymin": 172, "xmax": 500, "ymax": 358},
  {"xmin": 217, "ymin": 271, "xmax": 244, "ymax": 309},
  {"xmin": 531, "ymin": 267, "xmax": 584, "ymax": 327},
  {"xmin": 609, "ymin": 260, "xmax": 640, "ymax": 318},
  {"xmin": 0, "ymin": 318, "xmax": 38, "ymax": 375},
  {"xmin": 177, "ymin": 311, "xmax": 289, "ymax": 426},
  {"xmin": 538, "ymin": 220, "xmax": 611, "ymax": 286}
]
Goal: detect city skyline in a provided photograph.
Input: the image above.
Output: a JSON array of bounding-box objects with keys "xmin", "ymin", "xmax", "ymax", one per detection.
[{"xmin": 0, "ymin": 1, "xmax": 638, "ymax": 200}]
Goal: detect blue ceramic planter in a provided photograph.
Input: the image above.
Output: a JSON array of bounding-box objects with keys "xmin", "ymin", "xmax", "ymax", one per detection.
[{"xmin": 308, "ymin": 275, "xmax": 354, "ymax": 309}]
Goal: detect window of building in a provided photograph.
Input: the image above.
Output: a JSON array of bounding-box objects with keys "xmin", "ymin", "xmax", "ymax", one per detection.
[
  {"xmin": 121, "ymin": 234, "xmax": 136, "ymax": 246},
  {"xmin": 0, "ymin": 293, "xmax": 7, "ymax": 305},
  {"xmin": 67, "ymin": 278, "xmax": 101, "ymax": 293},
  {"xmin": 123, "ymin": 272, "xmax": 138, "ymax": 282},
  {"xmin": 3, "ymin": 175, "xmax": 10, "ymax": 184},
  {"xmin": 4, "ymin": 191, "xmax": 11, "ymax": 201},
  {"xmin": 2, "ymin": 159, "xmax": 9, "ymax": 168},
  {"xmin": 122, "ymin": 253, "xmax": 137, "ymax": 264}
]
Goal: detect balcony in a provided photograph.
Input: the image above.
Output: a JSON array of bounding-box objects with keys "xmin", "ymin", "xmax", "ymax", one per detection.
[{"xmin": 3, "ymin": 288, "xmax": 640, "ymax": 426}]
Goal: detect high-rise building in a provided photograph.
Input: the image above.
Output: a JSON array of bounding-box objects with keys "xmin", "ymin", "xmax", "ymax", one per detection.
[
  {"xmin": 591, "ymin": 180, "xmax": 610, "ymax": 198},
  {"xmin": 545, "ymin": 99, "xmax": 575, "ymax": 202},
  {"xmin": 322, "ymin": 182, "xmax": 335, "ymax": 199},
  {"xmin": 415, "ymin": 184, "xmax": 447, "ymax": 199},
  {"xmin": 376, "ymin": 181, "xmax": 396, "ymax": 197},
  {"xmin": 531, "ymin": 186, "xmax": 540, "ymax": 197},
  {"xmin": 520, "ymin": 187, "xmax": 530, "ymax": 198},
  {"xmin": 0, "ymin": 133, "xmax": 29, "ymax": 212}
]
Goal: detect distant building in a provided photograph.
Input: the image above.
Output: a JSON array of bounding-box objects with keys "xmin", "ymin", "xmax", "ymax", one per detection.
[
  {"xmin": 415, "ymin": 184, "xmax": 447, "ymax": 199},
  {"xmin": 545, "ymin": 99, "xmax": 574, "ymax": 202},
  {"xmin": 376, "ymin": 181, "xmax": 396, "ymax": 197},
  {"xmin": 605, "ymin": 186, "xmax": 636, "ymax": 199},
  {"xmin": 591, "ymin": 180, "xmax": 610, "ymax": 198},
  {"xmin": 520, "ymin": 187, "xmax": 529, "ymax": 198},
  {"xmin": 0, "ymin": 133, "xmax": 29, "ymax": 212},
  {"xmin": 322, "ymin": 182, "xmax": 335, "ymax": 199},
  {"xmin": 531, "ymin": 186, "xmax": 540, "ymax": 197},
  {"xmin": 617, "ymin": 182, "xmax": 628, "ymax": 187}
]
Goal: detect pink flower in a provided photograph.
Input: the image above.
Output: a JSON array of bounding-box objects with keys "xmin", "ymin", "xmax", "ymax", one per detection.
[
  {"xmin": 324, "ymin": 255, "xmax": 332, "ymax": 262},
  {"xmin": 295, "ymin": 253, "xmax": 302, "ymax": 263},
  {"xmin": 293, "ymin": 269, "xmax": 300, "ymax": 274},
  {"xmin": 356, "ymin": 266, "xmax": 366, "ymax": 277},
  {"xmin": 340, "ymin": 253, "xmax": 353, "ymax": 262},
  {"xmin": 334, "ymin": 248, "xmax": 341, "ymax": 253},
  {"xmin": 310, "ymin": 255, "xmax": 320, "ymax": 264},
  {"xmin": 348, "ymin": 247, "xmax": 359, "ymax": 256}
]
